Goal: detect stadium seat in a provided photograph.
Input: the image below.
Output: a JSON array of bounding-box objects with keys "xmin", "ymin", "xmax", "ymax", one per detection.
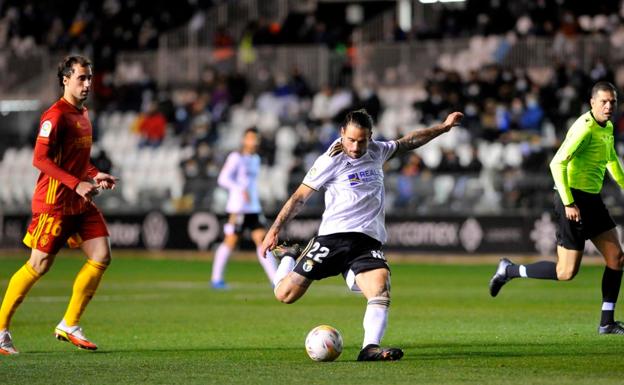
[
  {"xmin": 432, "ymin": 175, "xmax": 455, "ymax": 205},
  {"xmin": 418, "ymin": 143, "xmax": 442, "ymax": 169},
  {"xmin": 503, "ymin": 143, "xmax": 523, "ymax": 168},
  {"xmin": 478, "ymin": 141, "xmax": 504, "ymax": 170}
]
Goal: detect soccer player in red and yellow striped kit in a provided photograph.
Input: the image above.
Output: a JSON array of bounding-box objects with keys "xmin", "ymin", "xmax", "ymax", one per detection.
[{"xmin": 0, "ymin": 55, "xmax": 117, "ymax": 355}]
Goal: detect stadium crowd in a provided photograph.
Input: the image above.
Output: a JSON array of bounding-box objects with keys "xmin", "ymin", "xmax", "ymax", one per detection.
[{"xmin": 3, "ymin": 0, "xmax": 624, "ymax": 216}]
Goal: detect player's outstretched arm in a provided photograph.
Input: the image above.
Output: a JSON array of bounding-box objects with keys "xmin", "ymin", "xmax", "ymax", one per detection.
[
  {"xmin": 395, "ymin": 111, "xmax": 463, "ymax": 156},
  {"xmin": 260, "ymin": 184, "xmax": 316, "ymax": 257}
]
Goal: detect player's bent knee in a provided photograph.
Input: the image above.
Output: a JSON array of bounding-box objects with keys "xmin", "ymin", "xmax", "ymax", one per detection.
[
  {"xmin": 91, "ymin": 252, "xmax": 112, "ymax": 266},
  {"xmin": 556, "ymin": 268, "xmax": 577, "ymax": 281},
  {"xmin": 274, "ymin": 289, "xmax": 298, "ymax": 304},
  {"xmin": 274, "ymin": 280, "xmax": 306, "ymax": 304},
  {"xmin": 278, "ymin": 294, "xmax": 297, "ymax": 304}
]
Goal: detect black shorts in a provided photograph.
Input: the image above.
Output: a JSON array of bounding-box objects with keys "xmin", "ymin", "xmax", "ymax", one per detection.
[
  {"xmin": 293, "ymin": 232, "xmax": 389, "ymax": 281},
  {"xmin": 224, "ymin": 213, "xmax": 267, "ymax": 235},
  {"xmin": 554, "ymin": 189, "xmax": 616, "ymax": 250}
]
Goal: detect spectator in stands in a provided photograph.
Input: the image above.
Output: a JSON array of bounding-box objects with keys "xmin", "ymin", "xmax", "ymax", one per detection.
[
  {"xmin": 310, "ymin": 85, "xmax": 333, "ymax": 122},
  {"xmin": 355, "ymin": 86, "xmax": 382, "ymax": 123},
  {"xmin": 436, "ymin": 149, "xmax": 462, "ymax": 173},
  {"xmin": 180, "ymin": 141, "xmax": 217, "ymax": 209},
  {"xmin": 480, "ymin": 99, "xmax": 501, "ymax": 141},
  {"xmin": 290, "ymin": 67, "xmax": 312, "ymax": 99},
  {"xmin": 520, "ymin": 93, "xmax": 544, "ymax": 132},
  {"xmin": 213, "ymin": 25, "xmax": 234, "ymax": 48},
  {"xmin": 138, "ymin": 100, "xmax": 167, "ymax": 148},
  {"xmin": 227, "ymin": 71, "xmax": 249, "ymax": 105},
  {"xmin": 464, "ymin": 146, "xmax": 483, "ymax": 174},
  {"xmin": 393, "ymin": 21, "xmax": 407, "ymax": 42},
  {"xmin": 258, "ymin": 129, "xmax": 277, "ymax": 167},
  {"xmin": 589, "ymin": 58, "xmax": 615, "ymax": 84},
  {"xmin": 90, "ymin": 145, "xmax": 113, "ymax": 175},
  {"xmin": 189, "ymin": 111, "xmax": 216, "ymax": 146},
  {"xmin": 209, "ymin": 76, "xmax": 230, "ymax": 124},
  {"xmin": 396, "ymin": 153, "xmax": 429, "ymax": 208}
]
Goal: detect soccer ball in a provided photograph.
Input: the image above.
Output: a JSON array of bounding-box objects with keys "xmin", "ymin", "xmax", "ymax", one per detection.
[{"xmin": 305, "ymin": 325, "xmax": 343, "ymax": 362}]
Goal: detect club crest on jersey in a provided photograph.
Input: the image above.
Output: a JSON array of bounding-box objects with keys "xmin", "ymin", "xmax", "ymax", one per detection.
[
  {"xmin": 39, "ymin": 120, "xmax": 52, "ymax": 137},
  {"xmin": 347, "ymin": 169, "xmax": 380, "ymax": 186},
  {"xmin": 38, "ymin": 234, "xmax": 49, "ymax": 247}
]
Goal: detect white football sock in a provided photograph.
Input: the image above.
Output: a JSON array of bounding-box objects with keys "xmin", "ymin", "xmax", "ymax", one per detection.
[
  {"xmin": 257, "ymin": 246, "xmax": 278, "ymax": 282},
  {"xmin": 519, "ymin": 265, "xmax": 528, "ymax": 278},
  {"xmin": 273, "ymin": 256, "xmax": 295, "ymax": 290},
  {"xmin": 362, "ymin": 296, "xmax": 390, "ymax": 348},
  {"xmin": 211, "ymin": 244, "xmax": 231, "ymax": 283}
]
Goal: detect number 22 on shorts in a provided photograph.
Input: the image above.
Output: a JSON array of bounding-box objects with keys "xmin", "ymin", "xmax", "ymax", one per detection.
[{"xmin": 306, "ymin": 242, "xmax": 329, "ymax": 263}]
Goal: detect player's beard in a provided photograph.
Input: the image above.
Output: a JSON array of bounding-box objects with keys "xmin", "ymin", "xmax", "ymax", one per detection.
[{"xmin": 348, "ymin": 149, "xmax": 365, "ymax": 158}]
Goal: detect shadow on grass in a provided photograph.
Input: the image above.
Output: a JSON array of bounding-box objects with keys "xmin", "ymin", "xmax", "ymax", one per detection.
[
  {"xmin": 397, "ymin": 340, "xmax": 624, "ymax": 361},
  {"xmin": 20, "ymin": 340, "xmax": 624, "ymax": 362}
]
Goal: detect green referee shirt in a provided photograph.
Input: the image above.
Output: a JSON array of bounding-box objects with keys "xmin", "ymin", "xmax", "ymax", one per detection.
[{"xmin": 550, "ymin": 111, "xmax": 624, "ymax": 205}]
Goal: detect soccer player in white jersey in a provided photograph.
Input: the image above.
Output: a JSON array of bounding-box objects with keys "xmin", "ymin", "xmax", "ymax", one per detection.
[
  {"xmin": 211, "ymin": 127, "xmax": 277, "ymax": 289},
  {"xmin": 260, "ymin": 109, "xmax": 464, "ymax": 361}
]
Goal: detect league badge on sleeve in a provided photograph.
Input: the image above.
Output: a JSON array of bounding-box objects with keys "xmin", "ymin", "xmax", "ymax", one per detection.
[{"xmin": 39, "ymin": 120, "xmax": 52, "ymax": 137}]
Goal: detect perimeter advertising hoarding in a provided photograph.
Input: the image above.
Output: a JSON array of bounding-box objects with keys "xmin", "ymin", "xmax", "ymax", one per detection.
[{"xmin": 0, "ymin": 212, "xmax": 610, "ymax": 255}]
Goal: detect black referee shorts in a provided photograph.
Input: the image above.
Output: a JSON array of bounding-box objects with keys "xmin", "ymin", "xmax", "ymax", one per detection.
[{"xmin": 554, "ymin": 189, "xmax": 616, "ymax": 250}]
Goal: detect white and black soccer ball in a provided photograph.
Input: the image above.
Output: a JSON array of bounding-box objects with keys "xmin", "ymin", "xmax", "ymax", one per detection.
[{"xmin": 305, "ymin": 325, "xmax": 343, "ymax": 362}]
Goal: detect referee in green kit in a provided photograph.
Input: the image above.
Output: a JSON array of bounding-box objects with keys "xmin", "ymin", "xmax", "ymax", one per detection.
[{"xmin": 489, "ymin": 81, "xmax": 624, "ymax": 334}]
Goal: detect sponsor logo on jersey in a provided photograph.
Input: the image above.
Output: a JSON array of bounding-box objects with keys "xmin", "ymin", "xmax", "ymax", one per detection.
[
  {"xmin": 348, "ymin": 173, "xmax": 362, "ymax": 186},
  {"xmin": 39, "ymin": 120, "xmax": 52, "ymax": 137},
  {"xmin": 302, "ymin": 259, "xmax": 315, "ymax": 272},
  {"xmin": 73, "ymin": 135, "xmax": 92, "ymax": 149},
  {"xmin": 308, "ymin": 167, "xmax": 318, "ymax": 177},
  {"xmin": 347, "ymin": 169, "xmax": 380, "ymax": 186}
]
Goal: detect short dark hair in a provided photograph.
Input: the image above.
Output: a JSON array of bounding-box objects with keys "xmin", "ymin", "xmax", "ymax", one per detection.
[
  {"xmin": 57, "ymin": 55, "xmax": 92, "ymax": 88},
  {"xmin": 244, "ymin": 127, "xmax": 259, "ymax": 135},
  {"xmin": 343, "ymin": 109, "xmax": 373, "ymax": 132},
  {"xmin": 591, "ymin": 81, "xmax": 617, "ymax": 98}
]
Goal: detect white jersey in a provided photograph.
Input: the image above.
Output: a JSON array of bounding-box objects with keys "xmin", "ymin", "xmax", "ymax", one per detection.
[
  {"xmin": 218, "ymin": 152, "xmax": 262, "ymax": 214},
  {"xmin": 302, "ymin": 138, "xmax": 398, "ymax": 243}
]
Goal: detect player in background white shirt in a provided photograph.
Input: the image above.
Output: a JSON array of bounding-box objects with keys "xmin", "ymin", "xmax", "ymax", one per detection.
[
  {"xmin": 211, "ymin": 128, "xmax": 277, "ymax": 289},
  {"xmin": 260, "ymin": 109, "xmax": 463, "ymax": 361}
]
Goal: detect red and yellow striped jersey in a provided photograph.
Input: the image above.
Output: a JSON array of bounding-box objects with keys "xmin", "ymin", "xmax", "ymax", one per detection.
[{"xmin": 31, "ymin": 98, "xmax": 99, "ymax": 215}]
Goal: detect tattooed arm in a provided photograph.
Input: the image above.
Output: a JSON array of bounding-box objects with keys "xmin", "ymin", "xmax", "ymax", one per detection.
[
  {"xmin": 260, "ymin": 184, "xmax": 316, "ymax": 257},
  {"xmin": 394, "ymin": 112, "xmax": 464, "ymax": 156}
]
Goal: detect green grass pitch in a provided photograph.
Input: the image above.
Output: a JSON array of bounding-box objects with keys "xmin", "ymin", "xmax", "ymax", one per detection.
[{"xmin": 1, "ymin": 252, "xmax": 624, "ymax": 384}]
